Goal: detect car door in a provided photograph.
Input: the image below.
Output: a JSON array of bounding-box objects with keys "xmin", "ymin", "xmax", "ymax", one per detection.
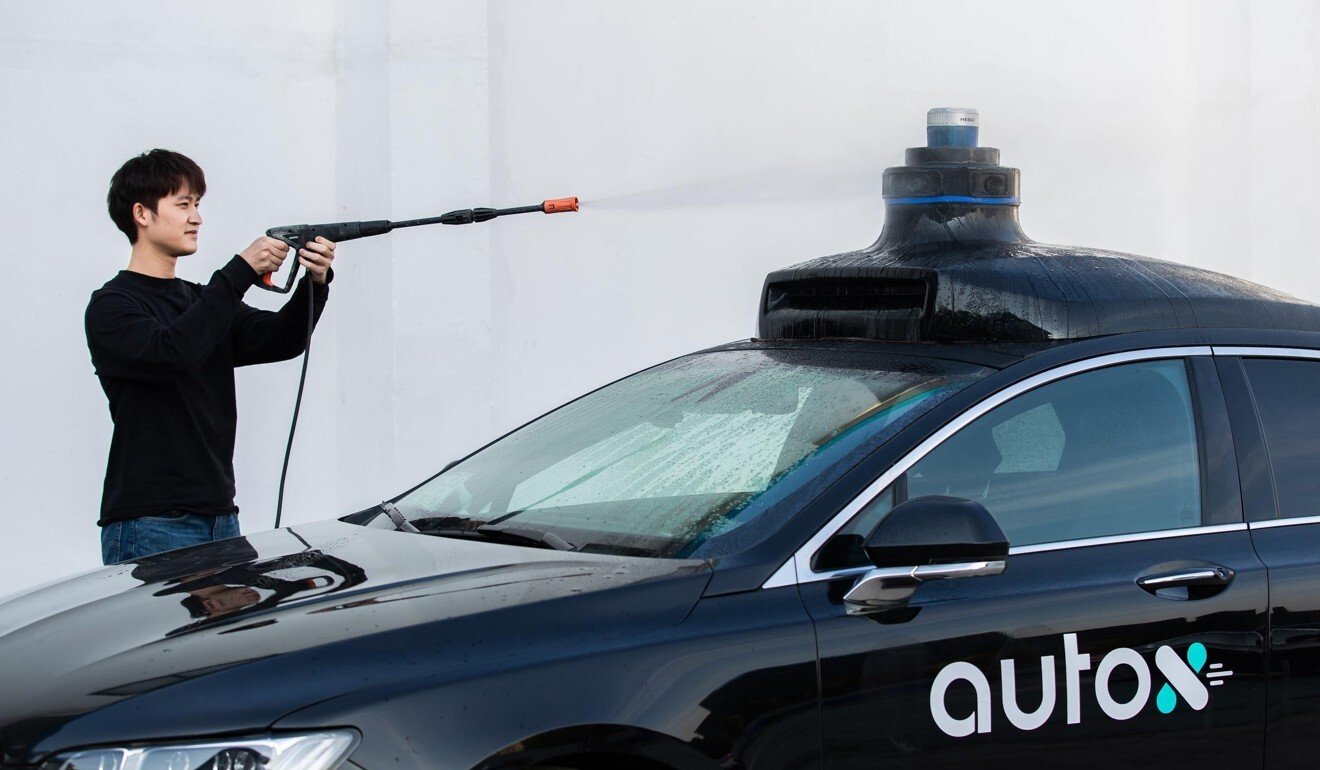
[
  {"xmin": 791, "ymin": 350, "xmax": 1267, "ymax": 769},
  {"xmin": 1217, "ymin": 350, "xmax": 1320, "ymax": 769}
]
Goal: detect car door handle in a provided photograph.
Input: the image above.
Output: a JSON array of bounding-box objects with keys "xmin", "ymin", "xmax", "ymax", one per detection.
[
  {"xmin": 1270, "ymin": 628, "xmax": 1320, "ymax": 649},
  {"xmin": 1137, "ymin": 566, "xmax": 1234, "ymax": 597}
]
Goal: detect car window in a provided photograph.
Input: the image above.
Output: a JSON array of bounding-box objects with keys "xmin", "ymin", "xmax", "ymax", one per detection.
[
  {"xmin": 1241, "ymin": 357, "xmax": 1320, "ymax": 520},
  {"xmin": 395, "ymin": 349, "xmax": 991, "ymax": 558},
  {"xmin": 816, "ymin": 359, "xmax": 1202, "ymax": 570}
]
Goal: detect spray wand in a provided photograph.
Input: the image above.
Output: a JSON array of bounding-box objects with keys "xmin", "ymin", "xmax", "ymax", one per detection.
[
  {"xmin": 264, "ymin": 196, "xmax": 579, "ymax": 529},
  {"xmin": 259, "ymin": 197, "xmax": 580, "ymax": 292}
]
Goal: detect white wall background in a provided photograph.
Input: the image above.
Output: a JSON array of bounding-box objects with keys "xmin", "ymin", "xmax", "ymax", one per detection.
[{"xmin": 0, "ymin": 0, "xmax": 1317, "ymax": 593}]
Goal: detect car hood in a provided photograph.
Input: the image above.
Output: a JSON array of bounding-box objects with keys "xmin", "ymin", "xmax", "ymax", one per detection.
[{"xmin": 0, "ymin": 519, "xmax": 711, "ymax": 760}]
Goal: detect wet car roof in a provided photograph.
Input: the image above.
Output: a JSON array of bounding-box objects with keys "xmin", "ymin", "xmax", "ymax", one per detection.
[
  {"xmin": 759, "ymin": 234, "xmax": 1320, "ymax": 344},
  {"xmin": 702, "ymin": 337, "xmax": 1043, "ymax": 370}
]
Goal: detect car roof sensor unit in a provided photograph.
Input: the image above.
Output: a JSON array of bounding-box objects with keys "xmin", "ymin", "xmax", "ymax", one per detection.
[{"xmin": 758, "ymin": 108, "xmax": 1320, "ymax": 343}]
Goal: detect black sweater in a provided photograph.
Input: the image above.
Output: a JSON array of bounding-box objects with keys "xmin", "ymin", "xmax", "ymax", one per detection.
[{"xmin": 85, "ymin": 256, "xmax": 329, "ymax": 525}]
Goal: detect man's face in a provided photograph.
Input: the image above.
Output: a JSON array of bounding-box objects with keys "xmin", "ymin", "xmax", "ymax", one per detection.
[
  {"xmin": 135, "ymin": 184, "xmax": 202, "ymax": 256},
  {"xmin": 192, "ymin": 585, "xmax": 261, "ymax": 617}
]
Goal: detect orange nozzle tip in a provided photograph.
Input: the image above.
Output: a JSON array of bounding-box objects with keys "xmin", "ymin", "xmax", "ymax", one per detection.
[{"xmin": 542, "ymin": 196, "xmax": 580, "ymax": 214}]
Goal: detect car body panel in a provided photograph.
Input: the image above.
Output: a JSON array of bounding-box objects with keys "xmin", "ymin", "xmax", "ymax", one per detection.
[
  {"xmin": 0, "ymin": 520, "xmax": 710, "ymax": 760},
  {"xmin": 275, "ymin": 585, "xmax": 820, "ymax": 770},
  {"xmin": 804, "ymin": 531, "xmax": 1267, "ymax": 769}
]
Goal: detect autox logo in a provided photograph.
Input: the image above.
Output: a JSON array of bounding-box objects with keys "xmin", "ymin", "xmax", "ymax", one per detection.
[{"xmin": 929, "ymin": 634, "xmax": 1233, "ymax": 738}]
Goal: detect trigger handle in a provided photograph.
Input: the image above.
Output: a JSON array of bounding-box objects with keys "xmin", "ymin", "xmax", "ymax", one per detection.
[{"xmin": 257, "ymin": 228, "xmax": 305, "ymax": 294}]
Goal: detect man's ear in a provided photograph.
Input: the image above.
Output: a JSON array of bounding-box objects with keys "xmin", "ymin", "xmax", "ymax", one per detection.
[{"xmin": 132, "ymin": 201, "xmax": 157, "ymax": 229}]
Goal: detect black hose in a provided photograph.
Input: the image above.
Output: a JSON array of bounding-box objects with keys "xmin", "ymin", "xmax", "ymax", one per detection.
[{"xmin": 274, "ymin": 276, "xmax": 315, "ymax": 529}]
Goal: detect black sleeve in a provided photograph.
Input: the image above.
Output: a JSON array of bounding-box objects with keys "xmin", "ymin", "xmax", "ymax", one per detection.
[
  {"xmin": 85, "ymin": 256, "xmax": 258, "ymax": 380},
  {"xmin": 230, "ymin": 268, "xmax": 332, "ymax": 367}
]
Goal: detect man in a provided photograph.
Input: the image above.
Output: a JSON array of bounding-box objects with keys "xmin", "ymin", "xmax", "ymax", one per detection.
[{"xmin": 86, "ymin": 149, "xmax": 337, "ymax": 564}]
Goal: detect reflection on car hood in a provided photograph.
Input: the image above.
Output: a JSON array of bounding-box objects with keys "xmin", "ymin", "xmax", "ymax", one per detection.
[{"xmin": 0, "ymin": 519, "xmax": 711, "ymax": 759}]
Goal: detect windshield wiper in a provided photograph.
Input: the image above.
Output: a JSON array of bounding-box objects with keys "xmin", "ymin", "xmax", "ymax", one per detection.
[
  {"xmin": 378, "ymin": 501, "xmax": 421, "ymax": 534},
  {"xmin": 474, "ymin": 524, "xmax": 576, "ymax": 551},
  {"xmin": 381, "ymin": 502, "xmax": 575, "ymax": 551},
  {"xmin": 411, "ymin": 521, "xmax": 576, "ymax": 551}
]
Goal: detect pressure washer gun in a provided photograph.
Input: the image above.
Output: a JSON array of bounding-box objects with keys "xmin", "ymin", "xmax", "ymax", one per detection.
[{"xmin": 259, "ymin": 197, "xmax": 580, "ymax": 293}]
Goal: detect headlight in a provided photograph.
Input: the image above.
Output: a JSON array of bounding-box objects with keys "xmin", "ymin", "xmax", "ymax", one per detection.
[{"xmin": 38, "ymin": 731, "xmax": 357, "ymax": 770}]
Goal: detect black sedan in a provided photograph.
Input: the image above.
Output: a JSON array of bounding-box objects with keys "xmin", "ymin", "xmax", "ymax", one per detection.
[{"xmin": 6, "ymin": 114, "xmax": 1320, "ymax": 769}]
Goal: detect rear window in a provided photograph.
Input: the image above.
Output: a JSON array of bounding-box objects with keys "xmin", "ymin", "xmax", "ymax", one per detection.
[{"xmin": 1242, "ymin": 357, "xmax": 1320, "ymax": 520}]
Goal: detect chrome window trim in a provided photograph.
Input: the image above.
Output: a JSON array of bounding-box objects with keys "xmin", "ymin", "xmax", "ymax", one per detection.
[
  {"xmin": 779, "ymin": 523, "xmax": 1250, "ymax": 588},
  {"xmin": 1211, "ymin": 346, "xmax": 1320, "ymax": 360},
  {"xmin": 1250, "ymin": 515, "xmax": 1320, "ymax": 530},
  {"xmin": 762, "ymin": 346, "xmax": 1214, "ymax": 589},
  {"xmin": 763, "ymin": 555, "xmax": 797, "ymax": 589},
  {"xmin": 1009, "ymin": 523, "xmax": 1246, "ymax": 554}
]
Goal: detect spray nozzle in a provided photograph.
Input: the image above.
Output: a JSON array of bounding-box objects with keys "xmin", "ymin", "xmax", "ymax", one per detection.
[{"xmin": 543, "ymin": 197, "xmax": 579, "ymax": 214}]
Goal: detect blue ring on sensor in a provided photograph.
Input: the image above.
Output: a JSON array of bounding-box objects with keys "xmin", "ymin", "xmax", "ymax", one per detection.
[{"xmin": 885, "ymin": 195, "xmax": 1020, "ymax": 206}]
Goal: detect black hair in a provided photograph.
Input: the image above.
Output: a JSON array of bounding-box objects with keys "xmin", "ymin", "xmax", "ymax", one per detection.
[
  {"xmin": 106, "ymin": 149, "xmax": 206, "ymax": 244},
  {"xmin": 178, "ymin": 593, "xmax": 209, "ymax": 619}
]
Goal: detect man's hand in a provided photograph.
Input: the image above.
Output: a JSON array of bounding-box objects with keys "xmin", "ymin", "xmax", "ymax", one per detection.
[
  {"xmin": 239, "ymin": 236, "xmax": 290, "ymax": 276},
  {"xmin": 299, "ymin": 237, "xmax": 336, "ymax": 284}
]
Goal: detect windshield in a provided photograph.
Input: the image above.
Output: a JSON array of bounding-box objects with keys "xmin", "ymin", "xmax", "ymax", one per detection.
[{"xmin": 392, "ymin": 348, "xmax": 991, "ymax": 558}]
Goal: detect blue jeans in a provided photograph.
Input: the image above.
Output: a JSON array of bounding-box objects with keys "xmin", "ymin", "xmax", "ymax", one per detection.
[{"xmin": 101, "ymin": 512, "xmax": 241, "ymax": 565}]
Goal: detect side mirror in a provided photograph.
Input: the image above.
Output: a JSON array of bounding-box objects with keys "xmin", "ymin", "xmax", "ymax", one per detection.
[{"xmin": 844, "ymin": 496, "xmax": 1008, "ymax": 615}]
